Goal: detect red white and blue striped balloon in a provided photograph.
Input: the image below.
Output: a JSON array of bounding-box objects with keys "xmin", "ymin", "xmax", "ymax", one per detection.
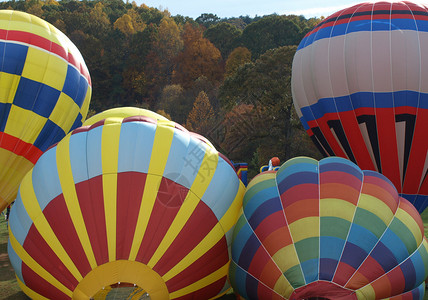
[{"xmin": 292, "ymin": 1, "xmax": 428, "ymax": 213}]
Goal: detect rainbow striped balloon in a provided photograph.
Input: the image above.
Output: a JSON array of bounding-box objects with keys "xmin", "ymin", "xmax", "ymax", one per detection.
[
  {"xmin": 0, "ymin": 10, "xmax": 91, "ymax": 211},
  {"xmin": 8, "ymin": 113, "xmax": 244, "ymax": 299},
  {"xmin": 230, "ymin": 156, "xmax": 428, "ymax": 299}
]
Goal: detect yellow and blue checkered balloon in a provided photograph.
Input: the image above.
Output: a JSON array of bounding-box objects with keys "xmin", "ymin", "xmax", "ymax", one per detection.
[{"xmin": 0, "ymin": 10, "xmax": 91, "ymax": 211}]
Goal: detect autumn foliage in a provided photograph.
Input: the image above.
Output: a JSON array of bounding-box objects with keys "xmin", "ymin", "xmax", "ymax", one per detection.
[{"xmin": 1, "ymin": 0, "xmax": 323, "ymax": 175}]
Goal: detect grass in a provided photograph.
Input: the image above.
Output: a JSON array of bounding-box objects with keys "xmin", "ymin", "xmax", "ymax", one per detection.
[
  {"xmin": 0, "ymin": 215, "xmax": 29, "ymax": 299},
  {"xmin": 1, "ymin": 211, "xmax": 428, "ymax": 299}
]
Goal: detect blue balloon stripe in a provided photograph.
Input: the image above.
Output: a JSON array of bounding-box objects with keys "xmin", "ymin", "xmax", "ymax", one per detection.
[
  {"xmin": 86, "ymin": 125, "xmax": 103, "ymax": 179},
  {"xmin": 340, "ymin": 241, "xmax": 368, "ymax": 270},
  {"xmin": 8, "ymin": 192, "xmax": 32, "ymax": 246},
  {"xmin": 277, "ymin": 171, "xmax": 319, "ymax": 196},
  {"xmin": 320, "ymin": 236, "xmax": 346, "ymax": 260},
  {"xmin": 347, "ymin": 223, "xmax": 380, "ymax": 254},
  {"xmin": 379, "ymin": 228, "xmax": 412, "ymax": 264},
  {"xmin": 32, "ymin": 147, "xmax": 62, "ymax": 211},
  {"xmin": 230, "ymin": 261, "xmax": 250, "ymax": 299},
  {"xmin": 409, "ymin": 246, "xmax": 428, "ymax": 287},
  {"xmin": 300, "ymin": 91, "xmax": 428, "ymax": 123},
  {"xmin": 7, "ymin": 239, "xmax": 24, "ymax": 284},
  {"xmin": 248, "ymin": 197, "xmax": 283, "ymax": 232},
  {"xmin": 298, "ymin": 18, "xmax": 428, "ymax": 50},
  {"xmin": 244, "ymin": 185, "xmax": 280, "ymax": 221},
  {"xmin": 300, "ymin": 258, "xmax": 319, "ymax": 283},
  {"xmin": 69, "ymin": 130, "xmax": 89, "ymax": 184},
  {"xmin": 370, "ymin": 241, "xmax": 398, "ymax": 273},
  {"xmin": 238, "ymin": 231, "xmax": 262, "ymax": 270},
  {"xmin": 232, "ymin": 217, "xmax": 255, "ymax": 262},
  {"xmin": 276, "ymin": 158, "xmax": 318, "ymax": 185},
  {"xmin": 202, "ymin": 156, "xmax": 240, "ymax": 220},
  {"xmin": 118, "ymin": 121, "xmax": 156, "ymax": 174},
  {"xmin": 400, "ymin": 257, "xmax": 417, "ymax": 292},
  {"xmin": 319, "ymin": 158, "xmax": 363, "ymax": 180}
]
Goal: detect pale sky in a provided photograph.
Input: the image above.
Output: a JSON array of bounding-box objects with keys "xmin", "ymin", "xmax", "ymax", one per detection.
[{"xmin": 134, "ymin": 0, "xmax": 364, "ymax": 19}]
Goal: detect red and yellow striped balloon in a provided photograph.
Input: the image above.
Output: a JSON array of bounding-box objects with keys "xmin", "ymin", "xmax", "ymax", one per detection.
[{"xmin": 8, "ymin": 111, "xmax": 244, "ymax": 299}]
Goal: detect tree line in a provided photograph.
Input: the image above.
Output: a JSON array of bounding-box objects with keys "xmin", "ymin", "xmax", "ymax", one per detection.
[{"xmin": 0, "ymin": 0, "xmax": 323, "ymax": 177}]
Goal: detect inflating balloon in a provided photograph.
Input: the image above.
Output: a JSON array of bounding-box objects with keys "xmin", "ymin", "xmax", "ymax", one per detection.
[
  {"xmin": 8, "ymin": 113, "xmax": 245, "ymax": 299},
  {"xmin": 230, "ymin": 156, "xmax": 428, "ymax": 299},
  {"xmin": 292, "ymin": 1, "xmax": 428, "ymax": 213},
  {"xmin": 0, "ymin": 10, "xmax": 91, "ymax": 211}
]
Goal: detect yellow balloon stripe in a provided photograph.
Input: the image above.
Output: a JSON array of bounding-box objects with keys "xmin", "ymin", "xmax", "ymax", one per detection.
[
  {"xmin": 162, "ymin": 222, "xmax": 224, "ymax": 281},
  {"xmin": 320, "ymin": 198, "xmax": 356, "ymax": 222},
  {"xmin": 219, "ymin": 182, "xmax": 246, "ymax": 233},
  {"xmin": 358, "ymin": 194, "xmax": 394, "ymax": 225},
  {"xmin": 73, "ymin": 260, "xmax": 168, "ymax": 300},
  {"xmin": 148, "ymin": 123, "xmax": 175, "ymax": 176},
  {"xmin": 9, "ymin": 229, "xmax": 72, "ymax": 297},
  {"xmin": 16, "ymin": 276, "xmax": 50, "ymax": 300},
  {"xmin": 162, "ymin": 182, "xmax": 243, "ymax": 281},
  {"xmin": 147, "ymin": 148, "xmax": 219, "ymax": 268},
  {"xmin": 395, "ymin": 207, "xmax": 423, "ymax": 244},
  {"xmin": 274, "ymin": 275, "xmax": 293, "ymax": 298},
  {"xmin": 147, "ymin": 190, "xmax": 200, "ymax": 268},
  {"xmin": 272, "ymin": 244, "xmax": 300, "ymax": 273},
  {"xmin": 128, "ymin": 124, "xmax": 174, "ymax": 261},
  {"xmin": 247, "ymin": 171, "xmax": 276, "ymax": 190},
  {"xmin": 19, "ymin": 169, "xmax": 83, "ymax": 281},
  {"xmin": 288, "ymin": 217, "xmax": 319, "ymax": 243},
  {"xmin": 101, "ymin": 120, "xmax": 122, "ymax": 262},
  {"xmin": 128, "ymin": 175, "xmax": 162, "ymax": 261},
  {"xmin": 169, "ymin": 262, "xmax": 228, "ymax": 299},
  {"xmin": 56, "ymin": 134, "xmax": 97, "ymax": 269}
]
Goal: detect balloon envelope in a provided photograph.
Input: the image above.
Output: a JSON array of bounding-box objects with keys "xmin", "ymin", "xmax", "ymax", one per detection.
[
  {"xmin": 8, "ymin": 113, "xmax": 244, "ymax": 299},
  {"xmin": 83, "ymin": 107, "xmax": 168, "ymax": 126},
  {"xmin": 0, "ymin": 10, "xmax": 91, "ymax": 210},
  {"xmin": 292, "ymin": 1, "xmax": 428, "ymax": 212},
  {"xmin": 230, "ymin": 157, "xmax": 428, "ymax": 299}
]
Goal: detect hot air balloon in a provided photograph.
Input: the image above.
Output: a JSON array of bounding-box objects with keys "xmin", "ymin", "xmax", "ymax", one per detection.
[
  {"xmin": 0, "ymin": 10, "xmax": 91, "ymax": 211},
  {"xmin": 230, "ymin": 156, "xmax": 428, "ymax": 299},
  {"xmin": 83, "ymin": 107, "xmax": 168, "ymax": 126},
  {"xmin": 8, "ymin": 113, "xmax": 245, "ymax": 299},
  {"xmin": 291, "ymin": 1, "xmax": 428, "ymax": 213}
]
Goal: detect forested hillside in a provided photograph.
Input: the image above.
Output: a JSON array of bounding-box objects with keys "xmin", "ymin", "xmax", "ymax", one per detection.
[{"xmin": 0, "ymin": 0, "xmax": 323, "ymax": 176}]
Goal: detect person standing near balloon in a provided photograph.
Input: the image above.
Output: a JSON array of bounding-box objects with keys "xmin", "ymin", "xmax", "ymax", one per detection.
[{"xmin": 268, "ymin": 156, "xmax": 280, "ymax": 170}]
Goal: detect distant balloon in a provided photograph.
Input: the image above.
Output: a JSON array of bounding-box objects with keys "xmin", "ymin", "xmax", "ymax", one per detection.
[
  {"xmin": 292, "ymin": 1, "xmax": 428, "ymax": 213},
  {"xmin": 8, "ymin": 112, "xmax": 245, "ymax": 299},
  {"xmin": 0, "ymin": 10, "xmax": 91, "ymax": 211},
  {"xmin": 230, "ymin": 157, "xmax": 428, "ymax": 299}
]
